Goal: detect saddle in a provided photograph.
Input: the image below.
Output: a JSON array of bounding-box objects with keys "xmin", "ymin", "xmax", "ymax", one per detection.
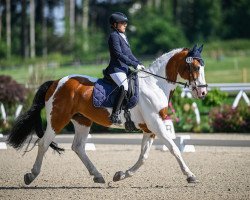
[
  {"xmin": 93, "ymin": 70, "xmax": 139, "ymax": 131},
  {"xmin": 93, "ymin": 71, "xmax": 139, "ymax": 109}
]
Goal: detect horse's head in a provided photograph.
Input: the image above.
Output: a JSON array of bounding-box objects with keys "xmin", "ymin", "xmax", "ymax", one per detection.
[{"xmin": 175, "ymin": 44, "xmax": 208, "ymax": 99}]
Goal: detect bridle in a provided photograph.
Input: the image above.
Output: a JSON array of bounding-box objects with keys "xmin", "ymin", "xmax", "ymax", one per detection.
[
  {"xmin": 139, "ymin": 56, "xmax": 208, "ymax": 90},
  {"xmin": 185, "ymin": 56, "xmax": 208, "ymax": 92}
]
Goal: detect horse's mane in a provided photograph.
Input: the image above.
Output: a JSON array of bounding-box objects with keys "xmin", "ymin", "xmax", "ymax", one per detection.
[
  {"xmin": 148, "ymin": 48, "xmax": 184, "ymax": 74},
  {"xmin": 150, "ymin": 48, "xmax": 183, "ymax": 67}
]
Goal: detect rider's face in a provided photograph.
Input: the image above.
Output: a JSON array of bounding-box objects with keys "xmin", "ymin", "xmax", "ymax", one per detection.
[{"xmin": 117, "ymin": 21, "xmax": 127, "ymax": 33}]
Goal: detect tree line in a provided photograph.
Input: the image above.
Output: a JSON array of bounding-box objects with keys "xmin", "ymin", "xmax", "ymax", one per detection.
[{"xmin": 0, "ymin": 0, "xmax": 249, "ymax": 61}]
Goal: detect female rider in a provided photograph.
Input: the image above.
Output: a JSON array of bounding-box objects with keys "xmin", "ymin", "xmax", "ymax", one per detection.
[{"xmin": 104, "ymin": 12, "xmax": 145, "ymax": 125}]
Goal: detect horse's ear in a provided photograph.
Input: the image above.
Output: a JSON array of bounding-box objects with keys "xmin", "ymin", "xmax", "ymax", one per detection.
[
  {"xmin": 192, "ymin": 44, "xmax": 198, "ymax": 51},
  {"xmin": 198, "ymin": 44, "xmax": 204, "ymax": 53}
]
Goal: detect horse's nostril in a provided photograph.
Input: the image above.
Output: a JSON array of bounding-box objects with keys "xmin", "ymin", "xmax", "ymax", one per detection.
[{"xmin": 202, "ymin": 92, "xmax": 206, "ymax": 96}]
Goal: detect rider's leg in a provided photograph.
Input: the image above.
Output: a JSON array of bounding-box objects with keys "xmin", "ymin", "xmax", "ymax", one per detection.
[{"xmin": 109, "ymin": 72, "xmax": 128, "ymax": 124}]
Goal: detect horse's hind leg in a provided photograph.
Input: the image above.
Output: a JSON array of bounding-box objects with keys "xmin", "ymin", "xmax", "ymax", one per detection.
[
  {"xmin": 113, "ymin": 133, "xmax": 154, "ymax": 182},
  {"xmin": 71, "ymin": 118, "xmax": 105, "ymax": 183},
  {"xmin": 24, "ymin": 127, "xmax": 55, "ymax": 185}
]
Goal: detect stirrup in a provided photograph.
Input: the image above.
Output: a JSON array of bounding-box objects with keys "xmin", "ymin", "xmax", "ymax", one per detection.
[{"xmin": 110, "ymin": 113, "xmax": 122, "ymax": 125}]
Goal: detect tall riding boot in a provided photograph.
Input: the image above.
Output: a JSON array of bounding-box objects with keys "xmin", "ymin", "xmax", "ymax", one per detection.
[{"xmin": 110, "ymin": 86, "xmax": 126, "ymax": 125}]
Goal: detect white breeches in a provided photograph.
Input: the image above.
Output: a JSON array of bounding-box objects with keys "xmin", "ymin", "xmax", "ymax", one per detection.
[{"xmin": 110, "ymin": 72, "xmax": 128, "ymax": 91}]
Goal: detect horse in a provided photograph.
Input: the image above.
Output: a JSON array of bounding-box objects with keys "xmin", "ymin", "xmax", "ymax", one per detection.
[{"xmin": 7, "ymin": 44, "xmax": 207, "ymax": 185}]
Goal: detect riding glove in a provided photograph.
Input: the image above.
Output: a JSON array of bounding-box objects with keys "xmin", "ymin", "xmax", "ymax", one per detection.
[{"xmin": 136, "ymin": 64, "xmax": 145, "ymax": 70}]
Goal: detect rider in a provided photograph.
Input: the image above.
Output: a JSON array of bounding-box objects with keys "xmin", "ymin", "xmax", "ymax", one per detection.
[{"xmin": 104, "ymin": 12, "xmax": 145, "ymax": 125}]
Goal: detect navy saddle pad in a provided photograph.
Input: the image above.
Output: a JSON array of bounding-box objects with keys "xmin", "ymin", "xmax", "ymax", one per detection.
[{"xmin": 93, "ymin": 73, "xmax": 139, "ymax": 109}]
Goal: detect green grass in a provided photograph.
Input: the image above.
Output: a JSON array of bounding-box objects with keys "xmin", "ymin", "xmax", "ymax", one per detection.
[
  {"xmin": 1, "ymin": 55, "xmax": 250, "ymax": 84},
  {"xmin": 0, "ymin": 64, "xmax": 105, "ymax": 84},
  {"xmin": 205, "ymin": 56, "xmax": 250, "ymax": 83}
]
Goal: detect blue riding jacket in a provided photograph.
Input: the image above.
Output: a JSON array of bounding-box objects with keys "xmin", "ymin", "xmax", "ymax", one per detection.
[{"xmin": 105, "ymin": 29, "xmax": 141, "ymax": 75}]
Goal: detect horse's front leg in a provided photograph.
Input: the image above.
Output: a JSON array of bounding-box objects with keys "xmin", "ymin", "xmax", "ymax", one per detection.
[
  {"xmin": 153, "ymin": 118, "xmax": 197, "ymax": 183},
  {"xmin": 113, "ymin": 132, "xmax": 154, "ymax": 182}
]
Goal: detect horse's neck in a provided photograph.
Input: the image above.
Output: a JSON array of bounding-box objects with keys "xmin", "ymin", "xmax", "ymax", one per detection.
[{"xmin": 145, "ymin": 49, "xmax": 182, "ymax": 99}]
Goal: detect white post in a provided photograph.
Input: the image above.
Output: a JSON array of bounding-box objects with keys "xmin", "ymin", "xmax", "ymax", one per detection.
[
  {"xmin": 15, "ymin": 105, "xmax": 23, "ymax": 118},
  {"xmin": 232, "ymin": 90, "xmax": 243, "ymax": 109},
  {"xmin": 192, "ymin": 102, "xmax": 201, "ymax": 124},
  {"xmin": 232, "ymin": 90, "xmax": 250, "ymax": 108},
  {"xmin": 0, "ymin": 103, "xmax": 7, "ymax": 124},
  {"xmin": 0, "ymin": 133, "xmax": 7, "ymax": 150},
  {"xmin": 175, "ymin": 135, "xmax": 195, "ymax": 152},
  {"xmin": 242, "ymin": 92, "xmax": 250, "ymax": 106},
  {"xmin": 85, "ymin": 134, "xmax": 96, "ymax": 151}
]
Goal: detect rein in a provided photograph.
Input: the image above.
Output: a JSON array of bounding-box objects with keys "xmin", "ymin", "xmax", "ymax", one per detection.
[{"xmin": 140, "ymin": 69, "xmax": 190, "ymax": 88}]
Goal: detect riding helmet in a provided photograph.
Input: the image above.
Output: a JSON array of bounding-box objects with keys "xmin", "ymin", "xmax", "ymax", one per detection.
[{"xmin": 109, "ymin": 12, "xmax": 128, "ymax": 25}]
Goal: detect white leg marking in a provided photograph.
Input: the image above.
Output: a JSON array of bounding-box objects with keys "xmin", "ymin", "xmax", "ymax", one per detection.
[
  {"xmin": 71, "ymin": 120, "xmax": 105, "ymax": 183},
  {"xmin": 152, "ymin": 117, "xmax": 194, "ymax": 178},
  {"xmin": 24, "ymin": 125, "xmax": 56, "ymax": 185},
  {"xmin": 138, "ymin": 92, "xmax": 195, "ymax": 179},
  {"xmin": 126, "ymin": 133, "xmax": 154, "ymax": 176},
  {"xmin": 113, "ymin": 133, "xmax": 154, "ymax": 181}
]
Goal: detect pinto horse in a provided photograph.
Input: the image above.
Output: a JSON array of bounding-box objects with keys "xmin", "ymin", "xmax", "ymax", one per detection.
[{"xmin": 8, "ymin": 45, "xmax": 207, "ymax": 185}]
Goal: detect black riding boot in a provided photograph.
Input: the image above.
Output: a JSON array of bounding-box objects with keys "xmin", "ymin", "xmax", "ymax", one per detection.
[{"xmin": 110, "ymin": 86, "xmax": 126, "ymax": 125}]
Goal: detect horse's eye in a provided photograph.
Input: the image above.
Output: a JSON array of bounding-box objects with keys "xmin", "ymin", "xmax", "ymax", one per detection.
[{"xmin": 197, "ymin": 66, "xmax": 200, "ymax": 71}]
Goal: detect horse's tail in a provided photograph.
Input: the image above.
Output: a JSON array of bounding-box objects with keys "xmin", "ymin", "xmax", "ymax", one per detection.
[{"xmin": 7, "ymin": 80, "xmax": 64, "ymax": 154}]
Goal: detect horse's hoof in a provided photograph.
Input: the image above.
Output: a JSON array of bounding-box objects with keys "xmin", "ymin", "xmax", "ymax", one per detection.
[
  {"xmin": 24, "ymin": 173, "xmax": 33, "ymax": 185},
  {"xmin": 187, "ymin": 176, "xmax": 198, "ymax": 183},
  {"xmin": 93, "ymin": 176, "xmax": 105, "ymax": 184},
  {"xmin": 113, "ymin": 171, "xmax": 125, "ymax": 182}
]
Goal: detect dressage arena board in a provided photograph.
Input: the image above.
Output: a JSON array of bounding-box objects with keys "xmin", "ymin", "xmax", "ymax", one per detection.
[
  {"xmin": 0, "ymin": 134, "xmax": 250, "ymax": 200},
  {"xmin": 0, "ymin": 134, "xmax": 7, "ymax": 150}
]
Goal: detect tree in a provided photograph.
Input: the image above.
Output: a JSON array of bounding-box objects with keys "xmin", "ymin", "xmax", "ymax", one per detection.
[
  {"xmin": 41, "ymin": 0, "xmax": 47, "ymax": 57},
  {"xmin": 180, "ymin": 0, "xmax": 221, "ymax": 42},
  {"xmin": 222, "ymin": 0, "xmax": 250, "ymax": 39},
  {"xmin": 6, "ymin": 0, "xmax": 11, "ymax": 58},
  {"xmin": 0, "ymin": 3, "xmax": 3, "ymax": 41},
  {"xmin": 82, "ymin": 0, "xmax": 89, "ymax": 51},
  {"xmin": 21, "ymin": 0, "xmax": 28, "ymax": 58},
  {"xmin": 130, "ymin": 7, "xmax": 187, "ymax": 55},
  {"xmin": 30, "ymin": 0, "xmax": 35, "ymax": 58}
]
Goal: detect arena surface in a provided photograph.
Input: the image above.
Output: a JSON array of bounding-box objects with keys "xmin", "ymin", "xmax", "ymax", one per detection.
[{"xmin": 0, "ymin": 134, "xmax": 250, "ymax": 200}]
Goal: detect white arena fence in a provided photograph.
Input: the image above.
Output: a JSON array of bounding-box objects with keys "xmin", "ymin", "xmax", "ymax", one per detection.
[{"xmin": 1, "ymin": 134, "xmax": 250, "ymax": 152}]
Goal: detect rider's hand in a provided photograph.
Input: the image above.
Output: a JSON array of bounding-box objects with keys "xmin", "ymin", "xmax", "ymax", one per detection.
[{"xmin": 136, "ymin": 64, "xmax": 145, "ymax": 70}]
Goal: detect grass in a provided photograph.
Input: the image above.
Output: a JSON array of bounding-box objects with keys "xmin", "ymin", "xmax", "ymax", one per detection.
[{"xmin": 1, "ymin": 55, "xmax": 250, "ymax": 84}]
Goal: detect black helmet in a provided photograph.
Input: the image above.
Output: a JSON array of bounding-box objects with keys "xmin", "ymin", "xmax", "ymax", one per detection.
[{"xmin": 109, "ymin": 12, "xmax": 128, "ymax": 25}]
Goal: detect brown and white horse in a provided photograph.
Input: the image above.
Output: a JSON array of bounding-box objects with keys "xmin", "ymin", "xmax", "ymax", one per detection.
[{"xmin": 8, "ymin": 45, "xmax": 207, "ymax": 185}]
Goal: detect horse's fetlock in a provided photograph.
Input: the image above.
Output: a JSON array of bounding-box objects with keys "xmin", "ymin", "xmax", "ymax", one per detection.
[
  {"xmin": 126, "ymin": 170, "xmax": 134, "ymax": 177},
  {"xmin": 31, "ymin": 168, "xmax": 40, "ymax": 176}
]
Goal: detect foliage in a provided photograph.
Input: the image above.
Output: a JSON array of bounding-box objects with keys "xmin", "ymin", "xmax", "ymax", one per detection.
[
  {"xmin": 0, "ymin": 75, "xmax": 27, "ymax": 106},
  {"xmin": 209, "ymin": 104, "xmax": 250, "ymax": 133},
  {"xmin": 0, "ymin": 75, "xmax": 28, "ymax": 133},
  {"xmin": 170, "ymin": 88, "xmax": 204, "ymax": 132},
  {"xmin": 203, "ymin": 89, "xmax": 228, "ymax": 106},
  {"xmin": 130, "ymin": 9, "xmax": 188, "ymax": 55},
  {"xmin": 1, "ymin": 0, "xmax": 250, "ymax": 61},
  {"xmin": 180, "ymin": 0, "xmax": 222, "ymax": 42}
]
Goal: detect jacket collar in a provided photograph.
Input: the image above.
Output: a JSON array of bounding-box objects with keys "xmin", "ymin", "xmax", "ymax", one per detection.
[{"xmin": 113, "ymin": 29, "xmax": 130, "ymax": 47}]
